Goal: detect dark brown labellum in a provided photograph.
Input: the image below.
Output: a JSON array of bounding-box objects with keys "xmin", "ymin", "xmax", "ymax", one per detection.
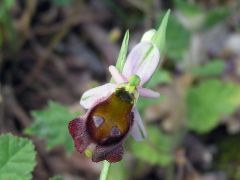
[{"xmin": 86, "ymin": 88, "xmax": 134, "ymax": 146}]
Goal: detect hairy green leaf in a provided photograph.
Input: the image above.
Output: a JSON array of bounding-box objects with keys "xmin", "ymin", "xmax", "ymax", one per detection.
[
  {"xmin": 0, "ymin": 134, "xmax": 36, "ymax": 180},
  {"xmin": 25, "ymin": 101, "xmax": 78, "ymax": 153},
  {"xmin": 187, "ymin": 79, "xmax": 240, "ymax": 133},
  {"xmin": 130, "ymin": 126, "xmax": 173, "ymax": 166}
]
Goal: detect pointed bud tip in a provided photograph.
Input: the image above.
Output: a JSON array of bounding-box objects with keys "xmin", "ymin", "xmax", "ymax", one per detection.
[{"xmin": 141, "ymin": 29, "xmax": 157, "ymax": 43}]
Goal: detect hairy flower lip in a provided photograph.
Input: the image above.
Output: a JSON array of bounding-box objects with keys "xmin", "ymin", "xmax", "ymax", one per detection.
[
  {"xmin": 69, "ymin": 92, "xmax": 133, "ymax": 163},
  {"xmin": 69, "ymin": 115, "xmax": 127, "ymax": 163}
]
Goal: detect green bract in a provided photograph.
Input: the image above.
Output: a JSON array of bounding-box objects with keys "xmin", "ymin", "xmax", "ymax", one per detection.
[
  {"xmin": 116, "ymin": 30, "xmax": 130, "ymax": 72},
  {"xmin": 151, "ymin": 9, "xmax": 171, "ymax": 53}
]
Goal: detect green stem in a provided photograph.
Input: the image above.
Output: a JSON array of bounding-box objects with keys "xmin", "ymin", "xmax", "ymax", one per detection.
[{"xmin": 99, "ymin": 160, "xmax": 111, "ymax": 180}]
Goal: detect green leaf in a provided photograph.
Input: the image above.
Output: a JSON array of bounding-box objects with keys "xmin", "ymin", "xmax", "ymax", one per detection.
[
  {"xmin": 174, "ymin": 0, "xmax": 203, "ymax": 17},
  {"xmin": 25, "ymin": 101, "xmax": 78, "ymax": 153},
  {"xmin": 152, "ymin": 9, "xmax": 170, "ymax": 53},
  {"xmin": 116, "ymin": 30, "xmax": 129, "ymax": 72},
  {"xmin": 191, "ymin": 60, "xmax": 225, "ymax": 77},
  {"xmin": 204, "ymin": 7, "xmax": 230, "ymax": 28},
  {"xmin": 130, "ymin": 126, "xmax": 173, "ymax": 166},
  {"xmin": 0, "ymin": 0, "xmax": 18, "ymax": 51},
  {"xmin": 163, "ymin": 14, "xmax": 191, "ymax": 60},
  {"xmin": 5, "ymin": 0, "xmax": 15, "ymax": 9},
  {"xmin": 0, "ymin": 0, "xmax": 15, "ymax": 18},
  {"xmin": 187, "ymin": 79, "xmax": 240, "ymax": 133},
  {"xmin": 0, "ymin": 134, "xmax": 36, "ymax": 180}
]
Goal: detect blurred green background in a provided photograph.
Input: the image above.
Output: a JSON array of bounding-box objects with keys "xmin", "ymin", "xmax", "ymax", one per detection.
[{"xmin": 1, "ymin": 0, "xmax": 240, "ymax": 179}]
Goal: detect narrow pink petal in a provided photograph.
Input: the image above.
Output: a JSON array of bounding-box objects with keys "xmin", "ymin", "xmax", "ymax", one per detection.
[
  {"xmin": 122, "ymin": 42, "xmax": 160, "ymax": 85},
  {"xmin": 137, "ymin": 87, "xmax": 160, "ymax": 98},
  {"xmin": 131, "ymin": 107, "xmax": 147, "ymax": 140},
  {"xmin": 80, "ymin": 83, "xmax": 116, "ymax": 109},
  {"xmin": 108, "ymin": 65, "xmax": 127, "ymax": 84}
]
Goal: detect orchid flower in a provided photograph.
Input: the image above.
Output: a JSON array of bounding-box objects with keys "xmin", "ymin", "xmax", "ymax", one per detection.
[{"xmin": 69, "ymin": 39, "xmax": 161, "ymax": 163}]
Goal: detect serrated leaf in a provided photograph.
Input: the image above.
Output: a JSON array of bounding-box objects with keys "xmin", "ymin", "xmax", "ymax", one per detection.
[
  {"xmin": 116, "ymin": 30, "xmax": 129, "ymax": 72},
  {"xmin": 191, "ymin": 60, "xmax": 225, "ymax": 77},
  {"xmin": 25, "ymin": 101, "xmax": 78, "ymax": 153},
  {"xmin": 152, "ymin": 10, "xmax": 170, "ymax": 53},
  {"xmin": 0, "ymin": 134, "xmax": 36, "ymax": 180},
  {"xmin": 187, "ymin": 79, "xmax": 240, "ymax": 133},
  {"xmin": 130, "ymin": 126, "xmax": 173, "ymax": 166}
]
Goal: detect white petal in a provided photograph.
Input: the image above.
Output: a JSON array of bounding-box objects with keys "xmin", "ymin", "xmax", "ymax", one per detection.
[
  {"xmin": 137, "ymin": 87, "xmax": 160, "ymax": 98},
  {"xmin": 130, "ymin": 107, "xmax": 147, "ymax": 141},
  {"xmin": 80, "ymin": 83, "xmax": 116, "ymax": 109},
  {"xmin": 122, "ymin": 42, "xmax": 160, "ymax": 85},
  {"xmin": 108, "ymin": 65, "xmax": 127, "ymax": 84}
]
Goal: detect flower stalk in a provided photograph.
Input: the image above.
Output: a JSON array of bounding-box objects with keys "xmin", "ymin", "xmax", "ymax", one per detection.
[{"xmin": 100, "ymin": 160, "xmax": 111, "ymax": 180}]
